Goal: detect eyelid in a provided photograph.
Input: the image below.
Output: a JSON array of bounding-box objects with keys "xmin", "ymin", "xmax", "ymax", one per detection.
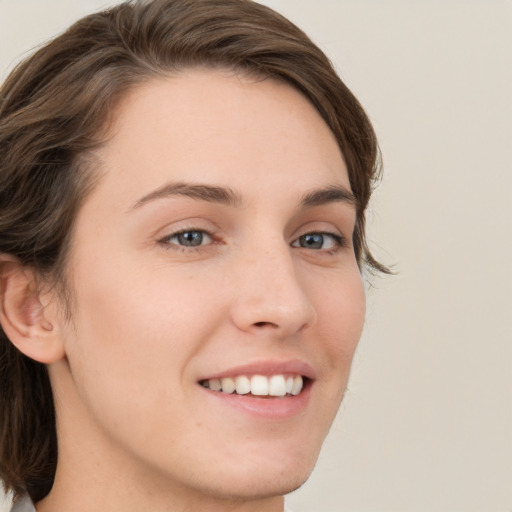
[
  {"xmin": 171, "ymin": 229, "xmax": 212, "ymax": 244},
  {"xmin": 291, "ymin": 231, "xmax": 347, "ymax": 251},
  {"xmin": 291, "ymin": 218, "xmax": 349, "ymax": 244},
  {"xmin": 157, "ymin": 226, "xmax": 217, "ymax": 250}
]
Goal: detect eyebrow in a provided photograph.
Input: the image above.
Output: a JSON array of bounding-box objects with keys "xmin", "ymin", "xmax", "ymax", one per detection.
[
  {"xmin": 299, "ymin": 185, "xmax": 357, "ymax": 209},
  {"xmin": 129, "ymin": 182, "xmax": 243, "ymax": 211},
  {"xmin": 129, "ymin": 181, "xmax": 357, "ymax": 212}
]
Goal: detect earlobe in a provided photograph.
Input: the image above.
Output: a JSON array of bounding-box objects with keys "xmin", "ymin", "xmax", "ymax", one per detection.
[{"xmin": 0, "ymin": 255, "xmax": 65, "ymax": 364}]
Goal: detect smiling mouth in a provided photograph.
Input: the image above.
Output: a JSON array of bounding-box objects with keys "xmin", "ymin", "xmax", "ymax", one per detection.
[{"xmin": 199, "ymin": 374, "xmax": 305, "ymax": 397}]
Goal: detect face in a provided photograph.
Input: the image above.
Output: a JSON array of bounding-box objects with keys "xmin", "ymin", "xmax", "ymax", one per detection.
[{"xmin": 50, "ymin": 69, "xmax": 366, "ymax": 503}]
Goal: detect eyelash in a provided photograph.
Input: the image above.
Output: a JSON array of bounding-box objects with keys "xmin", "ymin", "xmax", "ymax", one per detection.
[
  {"xmin": 159, "ymin": 228, "xmax": 347, "ymax": 253},
  {"xmin": 160, "ymin": 229, "xmax": 214, "ymax": 250},
  {"xmin": 291, "ymin": 232, "xmax": 347, "ymax": 252}
]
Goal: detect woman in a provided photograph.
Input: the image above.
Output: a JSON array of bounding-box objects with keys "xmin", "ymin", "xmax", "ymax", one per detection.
[{"xmin": 0, "ymin": 1, "xmax": 387, "ymax": 511}]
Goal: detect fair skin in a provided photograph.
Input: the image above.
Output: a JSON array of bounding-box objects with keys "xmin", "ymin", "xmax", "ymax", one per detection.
[{"xmin": 3, "ymin": 69, "xmax": 365, "ymax": 512}]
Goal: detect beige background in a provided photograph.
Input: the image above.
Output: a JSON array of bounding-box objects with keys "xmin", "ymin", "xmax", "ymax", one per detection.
[{"xmin": 1, "ymin": 1, "xmax": 511, "ymax": 511}]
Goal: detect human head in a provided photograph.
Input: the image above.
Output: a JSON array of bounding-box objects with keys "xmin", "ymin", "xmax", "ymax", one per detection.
[{"xmin": 0, "ymin": 0, "xmax": 386, "ymax": 503}]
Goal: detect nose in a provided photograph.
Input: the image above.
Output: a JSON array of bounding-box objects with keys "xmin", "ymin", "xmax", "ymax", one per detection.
[{"xmin": 229, "ymin": 240, "xmax": 317, "ymax": 338}]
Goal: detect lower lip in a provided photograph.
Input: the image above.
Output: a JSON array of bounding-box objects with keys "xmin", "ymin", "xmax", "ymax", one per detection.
[{"xmin": 201, "ymin": 381, "xmax": 312, "ymax": 420}]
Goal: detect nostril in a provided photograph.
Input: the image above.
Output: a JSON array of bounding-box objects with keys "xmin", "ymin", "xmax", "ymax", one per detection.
[{"xmin": 254, "ymin": 321, "xmax": 277, "ymax": 328}]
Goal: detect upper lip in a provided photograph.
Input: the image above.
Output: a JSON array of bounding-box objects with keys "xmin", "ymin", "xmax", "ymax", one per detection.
[{"xmin": 198, "ymin": 359, "xmax": 316, "ymax": 381}]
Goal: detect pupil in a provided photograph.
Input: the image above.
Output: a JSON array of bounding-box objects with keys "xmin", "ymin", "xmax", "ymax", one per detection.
[
  {"xmin": 302, "ymin": 234, "xmax": 323, "ymax": 249},
  {"xmin": 179, "ymin": 231, "xmax": 203, "ymax": 246}
]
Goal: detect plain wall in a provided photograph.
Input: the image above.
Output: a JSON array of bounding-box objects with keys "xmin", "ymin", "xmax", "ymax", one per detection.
[{"xmin": 1, "ymin": 1, "xmax": 511, "ymax": 511}]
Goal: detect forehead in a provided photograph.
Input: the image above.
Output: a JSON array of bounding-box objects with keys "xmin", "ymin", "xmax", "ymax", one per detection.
[{"xmin": 91, "ymin": 68, "xmax": 349, "ymax": 208}]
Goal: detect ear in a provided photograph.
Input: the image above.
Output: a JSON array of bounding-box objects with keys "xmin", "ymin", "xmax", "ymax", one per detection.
[{"xmin": 0, "ymin": 255, "xmax": 65, "ymax": 364}]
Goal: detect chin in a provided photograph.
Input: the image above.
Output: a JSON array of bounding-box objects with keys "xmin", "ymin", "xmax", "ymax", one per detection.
[
  {"xmin": 202, "ymin": 466, "xmax": 313, "ymax": 503},
  {"xmin": 198, "ymin": 449, "xmax": 318, "ymax": 502}
]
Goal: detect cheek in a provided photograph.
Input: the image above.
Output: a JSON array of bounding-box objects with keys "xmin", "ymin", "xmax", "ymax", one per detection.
[
  {"xmin": 313, "ymin": 269, "xmax": 366, "ymax": 367},
  {"xmin": 62, "ymin": 260, "xmax": 223, "ymax": 411}
]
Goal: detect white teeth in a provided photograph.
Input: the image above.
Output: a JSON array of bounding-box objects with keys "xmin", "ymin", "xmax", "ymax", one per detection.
[
  {"xmin": 220, "ymin": 377, "xmax": 235, "ymax": 394},
  {"xmin": 203, "ymin": 374, "xmax": 305, "ymax": 396},
  {"xmin": 209, "ymin": 379, "xmax": 222, "ymax": 391},
  {"xmin": 235, "ymin": 375, "xmax": 251, "ymax": 395},
  {"xmin": 251, "ymin": 375, "xmax": 269, "ymax": 396},
  {"xmin": 269, "ymin": 375, "xmax": 287, "ymax": 396},
  {"xmin": 291, "ymin": 376, "xmax": 303, "ymax": 396}
]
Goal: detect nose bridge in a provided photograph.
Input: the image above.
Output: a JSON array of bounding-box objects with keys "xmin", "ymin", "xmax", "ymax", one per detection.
[{"xmin": 230, "ymin": 232, "xmax": 317, "ymax": 336}]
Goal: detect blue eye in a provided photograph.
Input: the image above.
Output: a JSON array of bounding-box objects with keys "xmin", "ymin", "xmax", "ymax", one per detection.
[
  {"xmin": 292, "ymin": 232, "xmax": 342, "ymax": 250},
  {"xmin": 167, "ymin": 230, "xmax": 212, "ymax": 247}
]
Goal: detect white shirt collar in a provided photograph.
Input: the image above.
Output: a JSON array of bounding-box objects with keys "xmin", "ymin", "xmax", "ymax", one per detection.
[{"xmin": 10, "ymin": 495, "xmax": 36, "ymax": 512}]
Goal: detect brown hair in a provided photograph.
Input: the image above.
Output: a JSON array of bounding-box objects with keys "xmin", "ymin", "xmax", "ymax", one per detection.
[{"xmin": 0, "ymin": 0, "xmax": 387, "ymax": 502}]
